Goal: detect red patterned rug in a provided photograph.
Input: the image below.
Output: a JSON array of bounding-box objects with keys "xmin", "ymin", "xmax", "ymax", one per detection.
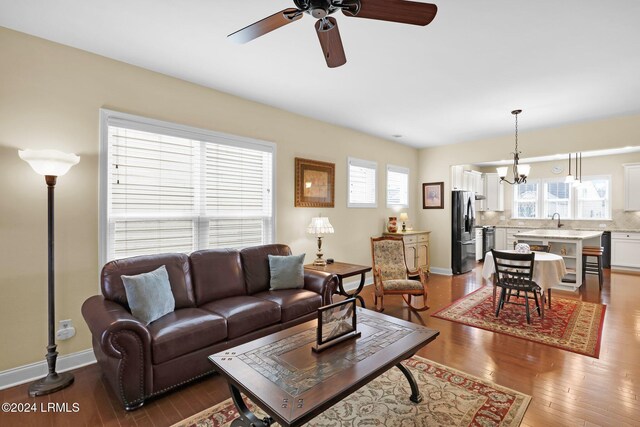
[
  {"xmin": 432, "ymin": 286, "xmax": 606, "ymax": 358},
  {"xmin": 173, "ymin": 356, "xmax": 531, "ymax": 427}
]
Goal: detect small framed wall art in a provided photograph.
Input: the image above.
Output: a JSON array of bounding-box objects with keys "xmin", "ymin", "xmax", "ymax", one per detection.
[
  {"xmin": 422, "ymin": 182, "xmax": 444, "ymax": 209},
  {"xmin": 295, "ymin": 157, "xmax": 335, "ymax": 208}
]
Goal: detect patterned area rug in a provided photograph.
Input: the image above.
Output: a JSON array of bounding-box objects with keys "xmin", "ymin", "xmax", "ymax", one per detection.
[
  {"xmin": 432, "ymin": 286, "xmax": 606, "ymax": 358},
  {"xmin": 173, "ymin": 356, "xmax": 530, "ymax": 427}
]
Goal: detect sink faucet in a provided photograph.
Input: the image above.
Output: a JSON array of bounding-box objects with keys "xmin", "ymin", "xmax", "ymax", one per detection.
[{"xmin": 551, "ymin": 212, "xmax": 564, "ymax": 228}]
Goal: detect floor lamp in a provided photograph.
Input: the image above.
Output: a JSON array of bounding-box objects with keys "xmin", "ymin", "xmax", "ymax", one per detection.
[{"xmin": 19, "ymin": 149, "xmax": 80, "ymax": 397}]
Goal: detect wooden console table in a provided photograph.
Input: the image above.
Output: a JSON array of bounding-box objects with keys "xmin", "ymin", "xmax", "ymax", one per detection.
[
  {"xmin": 382, "ymin": 231, "xmax": 431, "ymax": 276},
  {"xmin": 304, "ymin": 262, "xmax": 371, "ymax": 308}
]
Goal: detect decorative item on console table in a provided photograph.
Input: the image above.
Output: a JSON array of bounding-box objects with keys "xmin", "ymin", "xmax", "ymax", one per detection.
[
  {"xmin": 387, "ymin": 216, "xmax": 398, "ymax": 233},
  {"xmin": 382, "ymin": 230, "xmax": 430, "ymax": 275}
]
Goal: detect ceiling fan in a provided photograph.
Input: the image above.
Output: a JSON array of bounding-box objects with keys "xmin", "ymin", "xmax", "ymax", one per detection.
[{"xmin": 228, "ymin": 0, "xmax": 438, "ymax": 68}]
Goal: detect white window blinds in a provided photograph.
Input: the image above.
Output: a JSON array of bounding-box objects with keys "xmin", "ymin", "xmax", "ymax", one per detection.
[
  {"xmin": 100, "ymin": 110, "xmax": 274, "ymax": 264},
  {"xmin": 386, "ymin": 165, "xmax": 409, "ymax": 207},
  {"xmin": 348, "ymin": 157, "xmax": 377, "ymax": 208}
]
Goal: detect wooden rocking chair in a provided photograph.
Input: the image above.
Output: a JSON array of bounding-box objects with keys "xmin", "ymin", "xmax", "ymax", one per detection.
[{"xmin": 370, "ymin": 236, "xmax": 429, "ymax": 312}]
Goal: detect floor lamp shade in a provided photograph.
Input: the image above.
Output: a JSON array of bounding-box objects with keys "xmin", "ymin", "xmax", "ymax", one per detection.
[
  {"xmin": 19, "ymin": 148, "xmax": 79, "ymax": 397},
  {"xmin": 19, "ymin": 149, "xmax": 80, "ymax": 177}
]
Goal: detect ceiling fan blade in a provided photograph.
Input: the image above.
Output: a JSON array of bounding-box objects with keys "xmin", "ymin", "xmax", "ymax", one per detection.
[
  {"xmin": 315, "ymin": 18, "xmax": 347, "ymax": 68},
  {"xmin": 342, "ymin": 0, "xmax": 437, "ymax": 26},
  {"xmin": 228, "ymin": 8, "xmax": 303, "ymax": 44}
]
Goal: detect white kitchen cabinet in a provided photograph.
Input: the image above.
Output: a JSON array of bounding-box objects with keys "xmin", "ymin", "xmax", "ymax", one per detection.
[
  {"xmin": 451, "ymin": 166, "xmax": 482, "ymax": 193},
  {"xmin": 624, "ymin": 164, "xmax": 640, "ymax": 211},
  {"xmin": 611, "ymin": 232, "xmax": 640, "ymax": 270},
  {"xmin": 475, "ymin": 228, "xmax": 483, "ymax": 261},
  {"xmin": 484, "ymin": 173, "xmax": 504, "ymax": 211},
  {"xmin": 451, "ymin": 165, "xmax": 464, "ymax": 190},
  {"xmin": 495, "ymin": 228, "xmax": 507, "ymax": 250}
]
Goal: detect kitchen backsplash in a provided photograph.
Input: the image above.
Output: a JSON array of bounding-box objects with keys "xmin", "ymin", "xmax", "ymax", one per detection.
[{"xmin": 477, "ymin": 209, "xmax": 640, "ymax": 231}]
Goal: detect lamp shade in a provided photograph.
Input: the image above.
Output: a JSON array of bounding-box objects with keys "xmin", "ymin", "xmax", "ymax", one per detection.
[
  {"xmin": 496, "ymin": 166, "xmax": 508, "ymax": 178},
  {"xmin": 19, "ymin": 149, "xmax": 80, "ymax": 177},
  {"xmin": 399, "ymin": 212, "xmax": 409, "ymax": 222},
  {"xmin": 517, "ymin": 164, "xmax": 531, "ymax": 177},
  {"xmin": 307, "ymin": 217, "xmax": 334, "ymax": 235}
]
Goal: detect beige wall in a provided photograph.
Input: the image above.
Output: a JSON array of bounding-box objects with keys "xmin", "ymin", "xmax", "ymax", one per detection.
[
  {"xmin": 0, "ymin": 28, "xmax": 419, "ymax": 372},
  {"xmin": 418, "ymin": 115, "xmax": 640, "ymax": 272}
]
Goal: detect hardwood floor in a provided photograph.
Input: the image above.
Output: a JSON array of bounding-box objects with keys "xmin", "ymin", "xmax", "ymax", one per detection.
[{"xmin": 1, "ymin": 265, "xmax": 639, "ymax": 426}]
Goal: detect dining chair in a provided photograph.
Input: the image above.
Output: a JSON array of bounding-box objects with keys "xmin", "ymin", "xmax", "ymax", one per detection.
[
  {"xmin": 370, "ymin": 236, "xmax": 429, "ymax": 312},
  {"xmin": 491, "ymin": 250, "xmax": 544, "ymax": 324}
]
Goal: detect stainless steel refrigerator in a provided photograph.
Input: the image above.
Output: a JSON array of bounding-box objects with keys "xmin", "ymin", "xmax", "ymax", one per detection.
[{"xmin": 452, "ymin": 190, "xmax": 476, "ymax": 274}]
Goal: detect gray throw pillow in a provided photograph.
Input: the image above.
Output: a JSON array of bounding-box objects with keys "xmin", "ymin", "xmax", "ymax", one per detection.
[
  {"xmin": 121, "ymin": 265, "xmax": 175, "ymax": 325},
  {"xmin": 269, "ymin": 253, "xmax": 305, "ymax": 290}
]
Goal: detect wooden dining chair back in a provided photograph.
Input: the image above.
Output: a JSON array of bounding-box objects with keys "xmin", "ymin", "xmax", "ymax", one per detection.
[
  {"xmin": 491, "ymin": 249, "xmax": 543, "ymax": 323},
  {"xmin": 370, "ymin": 236, "xmax": 429, "ymax": 312}
]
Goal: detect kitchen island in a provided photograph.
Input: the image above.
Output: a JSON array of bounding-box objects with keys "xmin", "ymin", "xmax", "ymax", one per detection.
[{"xmin": 516, "ymin": 229, "xmax": 603, "ymax": 291}]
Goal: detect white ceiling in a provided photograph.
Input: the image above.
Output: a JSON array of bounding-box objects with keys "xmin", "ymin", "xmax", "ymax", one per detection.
[{"xmin": 2, "ymin": 0, "xmax": 640, "ymax": 148}]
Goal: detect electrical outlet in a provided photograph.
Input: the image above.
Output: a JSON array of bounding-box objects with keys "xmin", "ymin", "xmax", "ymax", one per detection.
[{"xmin": 56, "ymin": 319, "xmax": 76, "ymax": 341}]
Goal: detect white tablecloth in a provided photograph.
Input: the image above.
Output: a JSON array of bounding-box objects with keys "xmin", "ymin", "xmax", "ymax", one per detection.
[{"xmin": 482, "ymin": 251, "xmax": 567, "ymax": 292}]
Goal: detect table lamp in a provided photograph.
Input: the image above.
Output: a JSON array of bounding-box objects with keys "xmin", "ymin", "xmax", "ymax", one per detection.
[
  {"xmin": 19, "ymin": 148, "xmax": 80, "ymax": 397},
  {"xmin": 307, "ymin": 216, "xmax": 334, "ymax": 266},
  {"xmin": 399, "ymin": 212, "xmax": 409, "ymax": 232}
]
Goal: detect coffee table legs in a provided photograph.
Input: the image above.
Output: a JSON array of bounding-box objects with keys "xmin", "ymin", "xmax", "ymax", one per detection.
[
  {"xmin": 396, "ymin": 362, "xmax": 423, "ymax": 403},
  {"xmin": 229, "ymin": 383, "xmax": 274, "ymax": 427}
]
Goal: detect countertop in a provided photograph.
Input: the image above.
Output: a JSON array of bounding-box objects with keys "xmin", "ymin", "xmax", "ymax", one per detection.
[
  {"xmin": 517, "ymin": 229, "xmax": 603, "ymax": 240},
  {"xmin": 488, "ymin": 225, "xmax": 640, "ymax": 233}
]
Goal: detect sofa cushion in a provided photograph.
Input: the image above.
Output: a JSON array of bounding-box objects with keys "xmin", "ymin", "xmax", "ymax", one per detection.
[
  {"xmin": 240, "ymin": 244, "xmax": 292, "ymax": 295},
  {"xmin": 253, "ymin": 290, "xmax": 323, "ymax": 323},
  {"xmin": 101, "ymin": 253, "xmax": 196, "ymax": 310},
  {"xmin": 121, "ymin": 265, "xmax": 175, "ymax": 325},
  {"xmin": 201, "ymin": 296, "xmax": 281, "ymax": 339},
  {"xmin": 190, "ymin": 249, "xmax": 246, "ymax": 305},
  {"xmin": 268, "ymin": 254, "xmax": 305, "ymax": 290},
  {"xmin": 148, "ymin": 308, "xmax": 227, "ymax": 365}
]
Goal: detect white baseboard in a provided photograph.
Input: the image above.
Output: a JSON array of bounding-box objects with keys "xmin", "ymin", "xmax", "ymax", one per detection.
[
  {"xmin": 0, "ymin": 349, "xmax": 96, "ymax": 390},
  {"xmin": 430, "ymin": 267, "xmax": 453, "ymax": 276}
]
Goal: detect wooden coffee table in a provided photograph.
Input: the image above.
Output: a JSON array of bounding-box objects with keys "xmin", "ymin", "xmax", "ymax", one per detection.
[
  {"xmin": 304, "ymin": 262, "xmax": 372, "ymax": 307},
  {"xmin": 209, "ymin": 309, "xmax": 439, "ymax": 427}
]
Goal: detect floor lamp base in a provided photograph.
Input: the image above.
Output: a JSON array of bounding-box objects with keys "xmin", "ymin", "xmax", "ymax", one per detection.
[{"xmin": 28, "ymin": 372, "xmax": 74, "ymax": 397}]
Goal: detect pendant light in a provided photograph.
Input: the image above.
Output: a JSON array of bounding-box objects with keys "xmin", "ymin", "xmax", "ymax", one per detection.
[
  {"xmin": 565, "ymin": 153, "xmax": 574, "ymax": 183},
  {"xmin": 497, "ymin": 109, "xmax": 530, "ymax": 185}
]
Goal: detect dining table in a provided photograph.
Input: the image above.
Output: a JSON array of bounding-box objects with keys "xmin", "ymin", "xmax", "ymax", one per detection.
[{"xmin": 483, "ymin": 250, "xmax": 568, "ymax": 308}]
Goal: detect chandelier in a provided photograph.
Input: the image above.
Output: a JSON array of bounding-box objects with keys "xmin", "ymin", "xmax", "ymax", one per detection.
[{"xmin": 497, "ymin": 109, "xmax": 530, "ymax": 185}]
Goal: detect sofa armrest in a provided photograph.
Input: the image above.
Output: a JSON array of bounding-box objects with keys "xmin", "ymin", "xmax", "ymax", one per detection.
[
  {"xmin": 303, "ymin": 270, "xmax": 338, "ymax": 305},
  {"xmin": 81, "ymin": 295, "xmax": 153, "ymax": 410}
]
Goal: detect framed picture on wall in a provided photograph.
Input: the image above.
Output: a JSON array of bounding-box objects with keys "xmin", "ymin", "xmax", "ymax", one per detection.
[
  {"xmin": 295, "ymin": 157, "xmax": 335, "ymax": 207},
  {"xmin": 422, "ymin": 182, "xmax": 444, "ymax": 209}
]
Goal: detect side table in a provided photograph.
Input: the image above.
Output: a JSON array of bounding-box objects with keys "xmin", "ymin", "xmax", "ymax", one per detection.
[{"xmin": 304, "ymin": 262, "xmax": 372, "ymax": 308}]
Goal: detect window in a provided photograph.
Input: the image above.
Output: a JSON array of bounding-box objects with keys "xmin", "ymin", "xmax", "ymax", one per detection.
[
  {"xmin": 348, "ymin": 157, "xmax": 377, "ymax": 208},
  {"xmin": 512, "ymin": 182, "xmax": 539, "ymax": 218},
  {"xmin": 511, "ymin": 176, "xmax": 611, "ymax": 220},
  {"xmin": 575, "ymin": 176, "xmax": 611, "ymax": 219},
  {"xmin": 543, "ymin": 181, "xmax": 571, "ymax": 218},
  {"xmin": 386, "ymin": 164, "xmax": 409, "ymax": 208},
  {"xmin": 100, "ymin": 110, "xmax": 275, "ymax": 264}
]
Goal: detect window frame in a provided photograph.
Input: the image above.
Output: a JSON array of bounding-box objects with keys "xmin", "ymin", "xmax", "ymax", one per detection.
[
  {"xmin": 386, "ymin": 164, "xmax": 410, "ymax": 208},
  {"xmin": 347, "ymin": 157, "xmax": 378, "ymax": 208},
  {"xmin": 99, "ymin": 109, "xmax": 276, "ymax": 267},
  {"xmin": 511, "ymin": 175, "xmax": 612, "ymax": 220}
]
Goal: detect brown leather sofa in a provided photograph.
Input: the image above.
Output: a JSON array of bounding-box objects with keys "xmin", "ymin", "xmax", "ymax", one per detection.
[{"xmin": 82, "ymin": 244, "xmax": 337, "ymax": 410}]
